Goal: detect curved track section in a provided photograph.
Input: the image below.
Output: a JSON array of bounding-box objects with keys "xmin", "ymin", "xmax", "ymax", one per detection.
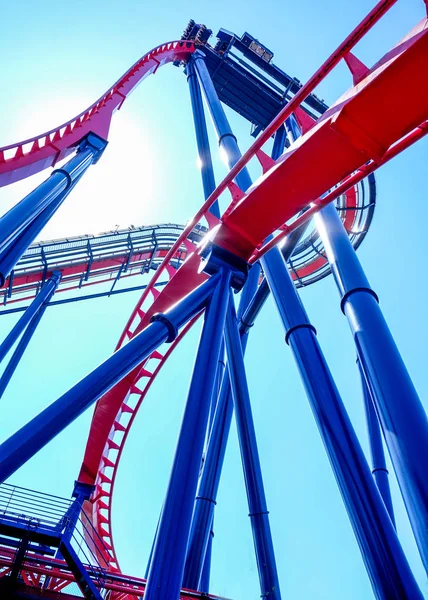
[
  {"xmin": 0, "ymin": 223, "xmax": 205, "ymax": 307},
  {"xmin": 0, "ymin": 41, "xmax": 195, "ymax": 187}
]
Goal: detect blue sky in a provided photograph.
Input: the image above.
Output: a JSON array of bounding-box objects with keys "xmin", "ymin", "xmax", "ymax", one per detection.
[{"xmin": 0, "ymin": 1, "xmax": 427, "ymax": 599}]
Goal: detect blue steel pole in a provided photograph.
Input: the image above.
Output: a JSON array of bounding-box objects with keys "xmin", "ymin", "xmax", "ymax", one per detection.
[
  {"xmin": 357, "ymin": 357, "xmax": 395, "ymax": 526},
  {"xmin": 224, "ymin": 290, "xmax": 282, "ymax": 600},
  {"xmin": 0, "ymin": 133, "xmax": 106, "ymax": 260},
  {"xmin": 193, "ymin": 51, "xmax": 284, "ymax": 598},
  {"xmin": 0, "ymin": 272, "xmax": 61, "ymax": 399},
  {"xmin": 0, "ymin": 173, "xmax": 84, "ymax": 285},
  {"xmin": 315, "ymin": 201, "xmax": 428, "ymax": 572},
  {"xmin": 149, "ymin": 57, "xmax": 223, "ymax": 594},
  {"xmin": 0, "ymin": 306, "xmax": 46, "ymax": 401},
  {"xmin": 187, "ymin": 58, "xmax": 219, "ymax": 218},
  {"xmin": 0, "ymin": 272, "xmax": 219, "ymax": 483},
  {"xmin": 182, "ymin": 263, "xmax": 260, "ymax": 591},
  {"xmin": 144, "ymin": 58, "xmax": 222, "ymax": 591},
  {"xmin": 144, "ymin": 268, "xmax": 232, "ymax": 600},
  {"xmin": 192, "ymin": 51, "xmax": 253, "ymax": 192},
  {"xmin": 185, "ymin": 62, "xmax": 283, "ymax": 594},
  {"xmin": 199, "ymin": 529, "xmax": 213, "ymax": 593},
  {"xmin": 184, "ymin": 224, "xmax": 302, "ymax": 590},
  {"xmin": 0, "ymin": 271, "xmax": 62, "ymax": 365},
  {"xmin": 262, "ymin": 247, "xmax": 423, "ymax": 599}
]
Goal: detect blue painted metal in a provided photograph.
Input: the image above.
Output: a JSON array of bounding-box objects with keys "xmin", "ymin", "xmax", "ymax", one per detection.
[
  {"xmin": 357, "ymin": 357, "xmax": 395, "ymax": 526},
  {"xmin": 315, "ymin": 201, "xmax": 428, "ymax": 573},
  {"xmin": 142, "ymin": 65, "xmax": 220, "ymax": 587},
  {"xmin": 0, "ymin": 272, "xmax": 61, "ymax": 399},
  {"xmin": 285, "ymin": 114, "xmax": 301, "ymax": 142},
  {"xmin": 55, "ymin": 481, "xmax": 96, "ymax": 563},
  {"xmin": 192, "ymin": 51, "xmax": 253, "ymax": 192},
  {"xmin": 197, "ymin": 26, "xmax": 327, "ymax": 137},
  {"xmin": 271, "ymin": 124, "xmax": 287, "ymax": 157},
  {"xmin": 261, "ymin": 245, "xmax": 423, "ymax": 599},
  {"xmin": 199, "ymin": 528, "xmax": 213, "ymax": 593},
  {"xmin": 0, "ymin": 272, "xmax": 220, "ymax": 483},
  {"xmin": 0, "ymin": 280, "xmax": 169, "ymax": 315},
  {"xmin": 0, "ymin": 134, "xmax": 106, "ymax": 282},
  {"xmin": 182, "ymin": 263, "xmax": 260, "ymax": 591},
  {"xmin": 187, "ymin": 58, "xmax": 219, "ymax": 218},
  {"xmin": 0, "ymin": 173, "xmax": 84, "ymax": 286},
  {"xmin": 225, "ymin": 289, "xmax": 282, "ymax": 600},
  {"xmin": 0, "ymin": 271, "xmax": 62, "ymax": 365},
  {"xmin": 0, "ymin": 306, "xmax": 46, "ymax": 401},
  {"xmin": 184, "ymin": 61, "xmax": 282, "ymax": 597},
  {"xmin": 144, "ymin": 268, "xmax": 232, "ymax": 600}
]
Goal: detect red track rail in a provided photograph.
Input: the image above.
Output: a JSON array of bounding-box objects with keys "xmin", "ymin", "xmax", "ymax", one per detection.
[
  {"xmin": 0, "ymin": 546, "xmax": 230, "ymax": 599},
  {"xmin": 0, "ymin": 41, "xmax": 195, "ymax": 187}
]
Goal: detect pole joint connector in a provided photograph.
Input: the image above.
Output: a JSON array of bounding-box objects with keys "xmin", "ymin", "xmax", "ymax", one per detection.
[
  {"xmin": 78, "ymin": 132, "xmax": 108, "ymax": 164},
  {"xmin": 150, "ymin": 313, "xmax": 178, "ymax": 343},
  {"xmin": 199, "ymin": 242, "xmax": 249, "ymax": 291}
]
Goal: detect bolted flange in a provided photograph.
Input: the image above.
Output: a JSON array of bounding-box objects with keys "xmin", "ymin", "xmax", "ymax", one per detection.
[{"xmin": 199, "ymin": 242, "xmax": 250, "ymax": 291}]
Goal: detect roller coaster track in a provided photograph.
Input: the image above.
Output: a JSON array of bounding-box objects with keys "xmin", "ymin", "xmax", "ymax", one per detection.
[
  {"xmin": 0, "ymin": 224, "xmax": 205, "ymax": 308},
  {"xmin": 1, "ymin": 0, "xmax": 427, "ymax": 583}
]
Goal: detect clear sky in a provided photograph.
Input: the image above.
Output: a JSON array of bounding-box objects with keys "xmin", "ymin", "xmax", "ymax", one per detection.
[{"xmin": 0, "ymin": 1, "xmax": 427, "ymax": 599}]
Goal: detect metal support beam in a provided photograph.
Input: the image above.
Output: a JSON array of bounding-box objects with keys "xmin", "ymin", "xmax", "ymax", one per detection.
[
  {"xmin": 0, "ymin": 271, "xmax": 61, "ymax": 365},
  {"xmin": 144, "ymin": 268, "xmax": 231, "ymax": 600},
  {"xmin": 315, "ymin": 201, "xmax": 428, "ymax": 573},
  {"xmin": 186, "ymin": 56, "xmax": 282, "ymax": 599},
  {"xmin": 262, "ymin": 246, "xmax": 422, "ymax": 599},
  {"xmin": 357, "ymin": 357, "xmax": 395, "ymax": 526},
  {"xmin": 182, "ymin": 263, "xmax": 260, "ymax": 591},
  {"xmin": 8, "ymin": 536, "xmax": 29, "ymax": 584},
  {"xmin": 0, "ymin": 306, "xmax": 46, "ymax": 401},
  {"xmin": 0, "ymin": 273, "xmax": 220, "ymax": 483},
  {"xmin": 192, "ymin": 51, "xmax": 253, "ymax": 192},
  {"xmin": 0, "ymin": 133, "xmax": 106, "ymax": 286},
  {"xmin": 187, "ymin": 58, "xmax": 219, "ymax": 217},
  {"xmin": 224, "ymin": 290, "xmax": 282, "ymax": 600}
]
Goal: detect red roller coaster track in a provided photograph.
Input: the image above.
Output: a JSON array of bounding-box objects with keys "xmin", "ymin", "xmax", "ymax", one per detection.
[{"xmin": 0, "ymin": 0, "xmax": 427, "ymax": 580}]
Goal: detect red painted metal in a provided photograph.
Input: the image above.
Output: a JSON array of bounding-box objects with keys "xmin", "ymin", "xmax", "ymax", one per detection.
[
  {"xmin": 254, "ymin": 119, "xmax": 428, "ymax": 260},
  {"xmin": 0, "ymin": 547, "xmax": 229, "ymax": 599},
  {"xmin": 217, "ymin": 17, "xmax": 428, "ymax": 258},
  {"xmin": 0, "ymin": 41, "xmax": 195, "ymax": 187}
]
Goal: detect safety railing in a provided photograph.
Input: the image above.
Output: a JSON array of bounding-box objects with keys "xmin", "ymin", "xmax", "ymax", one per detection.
[{"xmin": 0, "ymin": 482, "xmax": 72, "ymax": 532}]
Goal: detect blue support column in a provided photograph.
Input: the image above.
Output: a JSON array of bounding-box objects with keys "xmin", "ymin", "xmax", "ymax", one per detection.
[
  {"xmin": 224, "ymin": 290, "xmax": 282, "ymax": 600},
  {"xmin": 315, "ymin": 201, "xmax": 428, "ymax": 572},
  {"xmin": 262, "ymin": 246, "xmax": 423, "ymax": 599},
  {"xmin": 186, "ymin": 56, "xmax": 222, "ymax": 592},
  {"xmin": 186, "ymin": 56, "xmax": 283, "ymax": 597},
  {"xmin": 182, "ymin": 264, "xmax": 260, "ymax": 591},
  {"xmin": 0, "ymin": 271, "xmax": 62, "ymax": 365},
  {"xmin": 187, "ymin": 58, "xmax": 219, "ymax": 218},
  {"xmin": 192, "ymin": 51, "xmax": 253, "ymax": 192},
  {"xmin": 0, "ymin": 273, "xmax": 220, "ymax": 483},
  {"xmin": 144, "ymin": 268, "xmax": 232, "ymax": 600},
  {"xmin": 0, "ymin": 133, "xmax": 106, "ymax": 286},
  {"xmin": 357, "ymin": 358, "xmax": 395, "ymax": 526},
  {"xmin": 0, "ymin": 174, "xmax": 84, "ymax": 286},
  {"xmin": 0, "ymin": 306, "xmax": 46, "ymax": 400}
]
